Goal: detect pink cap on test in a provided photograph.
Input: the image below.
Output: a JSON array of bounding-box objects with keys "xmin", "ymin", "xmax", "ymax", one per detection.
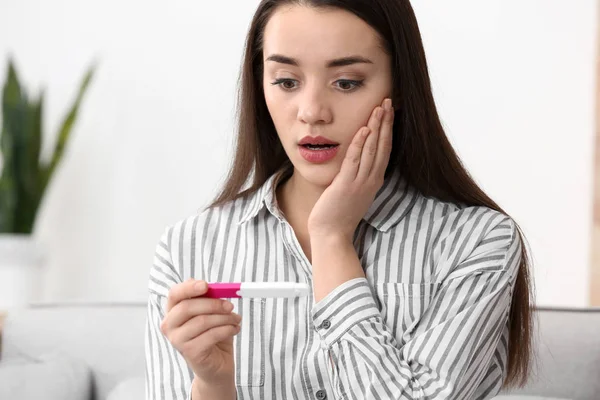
[{"xmin": 204, "ymin": 283, "xmax": 242, "ymax": 299}]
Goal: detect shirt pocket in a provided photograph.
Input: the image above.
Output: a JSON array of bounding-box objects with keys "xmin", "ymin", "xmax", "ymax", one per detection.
[
  {"xmin": 376, "ymin": 282, "xmax": 439, "ymax": 345},
  {"xmin": 231, "ymin": 297, "xmax": 266, "ymax": 387}
]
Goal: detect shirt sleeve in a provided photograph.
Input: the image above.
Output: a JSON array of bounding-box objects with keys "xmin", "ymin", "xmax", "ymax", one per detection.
[
  {"xmin": 310, "ymin": 217, "xmax": 521, "ymax": 399},
  {"xmin": 144, "ymin": 226, "xmax": 195, "ymax": 400}
]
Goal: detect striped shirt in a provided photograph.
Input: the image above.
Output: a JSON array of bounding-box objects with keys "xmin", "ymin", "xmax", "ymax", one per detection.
[{"xmin": 145, "ymin": 164, "xmax": 521, "ymax": 400}]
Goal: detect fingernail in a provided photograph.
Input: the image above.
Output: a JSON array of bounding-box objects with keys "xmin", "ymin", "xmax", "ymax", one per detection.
[
  {"xmin": 376, "ymin": 108, "xmax": 384, "ymax": 120},
  {"xmin": 224, "ymin": 301, "xmax": 234, "ymax": 312},
  {"xmin": 384, "ymin": 99, "xmax": 392, "ymax": 111},
  {"xmin": 194, "ymin": 281, "xmax": 206, "ymax": 292}
]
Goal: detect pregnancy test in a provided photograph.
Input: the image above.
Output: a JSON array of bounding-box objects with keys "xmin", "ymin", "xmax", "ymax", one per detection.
[{"xmin": 203, "ymin": 282, "xmax": 310, "ymax": 298}]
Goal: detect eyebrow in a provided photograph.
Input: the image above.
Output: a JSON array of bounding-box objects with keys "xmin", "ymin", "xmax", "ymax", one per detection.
[{"xmin": 265, "ymin": 54, "xmax": 374, "ymax": 68}]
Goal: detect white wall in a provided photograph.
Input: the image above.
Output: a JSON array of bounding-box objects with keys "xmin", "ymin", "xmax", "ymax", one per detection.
[
  {"xmin": 412, "ymin": 0, "xmax": 598, "ymax": 307},
  {"xmin": 0, "ymin": 0, "xmax": 596, "ymax": 306}
]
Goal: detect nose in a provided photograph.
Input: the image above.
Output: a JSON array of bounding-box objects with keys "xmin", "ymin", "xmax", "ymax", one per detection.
[{"xmin": 297, "ymin": 84, "xmax": 333, "ymax": 125}]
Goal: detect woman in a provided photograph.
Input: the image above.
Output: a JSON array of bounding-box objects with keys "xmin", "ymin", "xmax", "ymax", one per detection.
[{"xmin": 145, "ymin": 1, "xmax": 534, "ymax": 399}]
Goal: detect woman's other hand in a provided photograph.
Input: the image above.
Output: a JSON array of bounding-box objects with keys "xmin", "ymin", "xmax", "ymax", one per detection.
[{"xmin": 307, "ymin": 97, "xmax": 394, "ymax": 242}]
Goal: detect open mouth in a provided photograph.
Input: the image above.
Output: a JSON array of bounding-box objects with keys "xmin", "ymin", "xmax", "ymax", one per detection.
[{"xmin": 301, "ymin": 144, "xmax": 339, "ymax": 150}]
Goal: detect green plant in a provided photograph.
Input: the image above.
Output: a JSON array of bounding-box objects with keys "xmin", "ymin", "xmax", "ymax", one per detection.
[{"xmin": 0, "ymin": 58, "xmax": 95, "ymax": 234}]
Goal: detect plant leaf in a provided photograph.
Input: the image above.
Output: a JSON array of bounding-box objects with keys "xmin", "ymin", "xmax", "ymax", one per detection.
[
  {"xmin": 14, "ymin": 91, "xmax": 43, "ymax": 233},
  {"xmin": 0, "ymin": 58, "xmax": 24, "ymax": 233},
  {"xmin": 42, "ymin": 62, "xmax": 95, "ymax": 194}
]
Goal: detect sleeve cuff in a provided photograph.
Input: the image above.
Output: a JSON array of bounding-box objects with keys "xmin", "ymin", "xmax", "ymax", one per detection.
[{"xmin": 311, "ymin": 277, "xmax": 381, "ymax": 347}]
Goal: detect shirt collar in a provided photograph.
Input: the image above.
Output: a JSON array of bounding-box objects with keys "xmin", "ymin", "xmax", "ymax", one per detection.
[{"xmin": 236, "ymin": 164, "xmax": 418, "ymax": 232}]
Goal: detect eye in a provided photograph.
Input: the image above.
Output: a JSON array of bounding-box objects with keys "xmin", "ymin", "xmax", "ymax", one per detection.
[
  {"xmin": 270, "ymin": 78, "xmax": 365, "ymax": 92},
  {"xmin": 271, "ymin": 78, "xmax": 298, "ymax": 91},
  {"xmin": 335, "ymin": 80, "xmax": 364, "ymax": 91}
]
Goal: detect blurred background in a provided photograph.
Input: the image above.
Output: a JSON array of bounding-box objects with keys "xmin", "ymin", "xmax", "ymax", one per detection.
[{"xmin": 0, "ymin": 0, "xmax": 597, "ymax": 307}]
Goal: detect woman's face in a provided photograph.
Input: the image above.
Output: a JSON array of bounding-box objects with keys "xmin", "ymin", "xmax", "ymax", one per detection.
[{"xmin": 262, "ymin": 5, "xmax": 393, "ymax": 188}]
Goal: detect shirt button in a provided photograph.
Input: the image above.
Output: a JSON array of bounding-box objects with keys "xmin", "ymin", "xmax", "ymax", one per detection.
[
  {"xmin": 321, "ymin": 319, "xmax": 331, "ymax": 329},
  {"xmin": 315, "ymin": 389, "xmax": 327, "ymax": 400}
]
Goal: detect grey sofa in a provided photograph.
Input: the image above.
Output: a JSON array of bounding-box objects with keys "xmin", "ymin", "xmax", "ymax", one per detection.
[
  {"xmin": 0, "ymin": 303, "xmax": 147, "ymax": 400},
  {"xmin": 0, "ymin": 303, "xmax": 598, "ymax": 400}
]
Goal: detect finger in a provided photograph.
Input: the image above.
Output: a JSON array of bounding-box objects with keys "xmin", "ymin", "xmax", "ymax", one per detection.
[
  {"xmin": 166, "ymin": 279, "xmax": 208, "ymax": 313},
  {"xmin": 339, "ymin": 127, "xmax": 371, "ymax": 182},
  {"xmin": 166, "ymin": 297, "xmax": 235, "ymax": 330},
  {"xmin": 372, "ymin": 98, "xmax": 394, "ymax": 181},
  {"xmin": 357, "ymin": 106, "xmax": 384, "ymax": 182},
  {"xmin": 173, "ymin": 312, "xmax": 242, "ymax": 343},
  {"xmin": 184, "ymin": 324, "xmax": 241, "ymax": 357}
]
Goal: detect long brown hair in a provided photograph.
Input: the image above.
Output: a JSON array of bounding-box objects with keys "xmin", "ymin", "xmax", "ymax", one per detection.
[{"xmin": 206, "ymin": 0, "xmax": 534, "ymax": 388}]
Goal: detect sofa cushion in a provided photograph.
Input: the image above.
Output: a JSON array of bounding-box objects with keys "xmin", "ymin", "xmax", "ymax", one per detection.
[
  {"xmin": 493, "ymin": 396, "xmax": 571, "ymax": 400},
  {"xmin": 1, "ymin": 303, "xmax": 147, "ymax": 400},
  {"xmin": 106, "ymin": 376, "xmax": 145, "ymax": 400},
  {"xmin": 0, "ymin": 351, "xmax": 91, "ymax": 400},
  {"xmin": 498, "ymin": 307, "xmax": 600, "ymax": 399}
]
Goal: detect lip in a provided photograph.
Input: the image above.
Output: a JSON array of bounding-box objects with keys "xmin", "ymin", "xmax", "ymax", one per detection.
[
  {"xmin": 298, "ymin": 145, "xmax": 339, "ymax": 163},
  {"xmin": 298, "ymin": 135, "xmax": 339, "ymax": 146}
]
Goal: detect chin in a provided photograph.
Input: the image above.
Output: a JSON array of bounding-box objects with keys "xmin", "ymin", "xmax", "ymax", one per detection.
[{"xmin": 294, "ymin": 161, "xmax": 339, "ymax": 188}]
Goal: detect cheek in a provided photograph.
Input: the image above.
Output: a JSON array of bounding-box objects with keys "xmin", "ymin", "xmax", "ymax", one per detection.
[
  {"xmin": 347, "ymin": 92, "xmax": 388, "ymax": 127},
  {"xmin": 263, "ymin": 82, "xmax": 287, "ymax": 113},
  {"xmin": 263, "ymin": 89, "xmax": 282, "ymax": 124},
  {"xmin": 263, "ymin": 91, "xmax": 291, "ymax": 146},
  {"xmin": 338, "ymin": 104, "xmax": 376, "ymax": 140},
  {"xmin": 263, "ymin": 77, "xmax": 283, "ymax": 110},
  {"xmin": 263, "ymin": 85, "xmax": 276, "ymax": 111}
]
